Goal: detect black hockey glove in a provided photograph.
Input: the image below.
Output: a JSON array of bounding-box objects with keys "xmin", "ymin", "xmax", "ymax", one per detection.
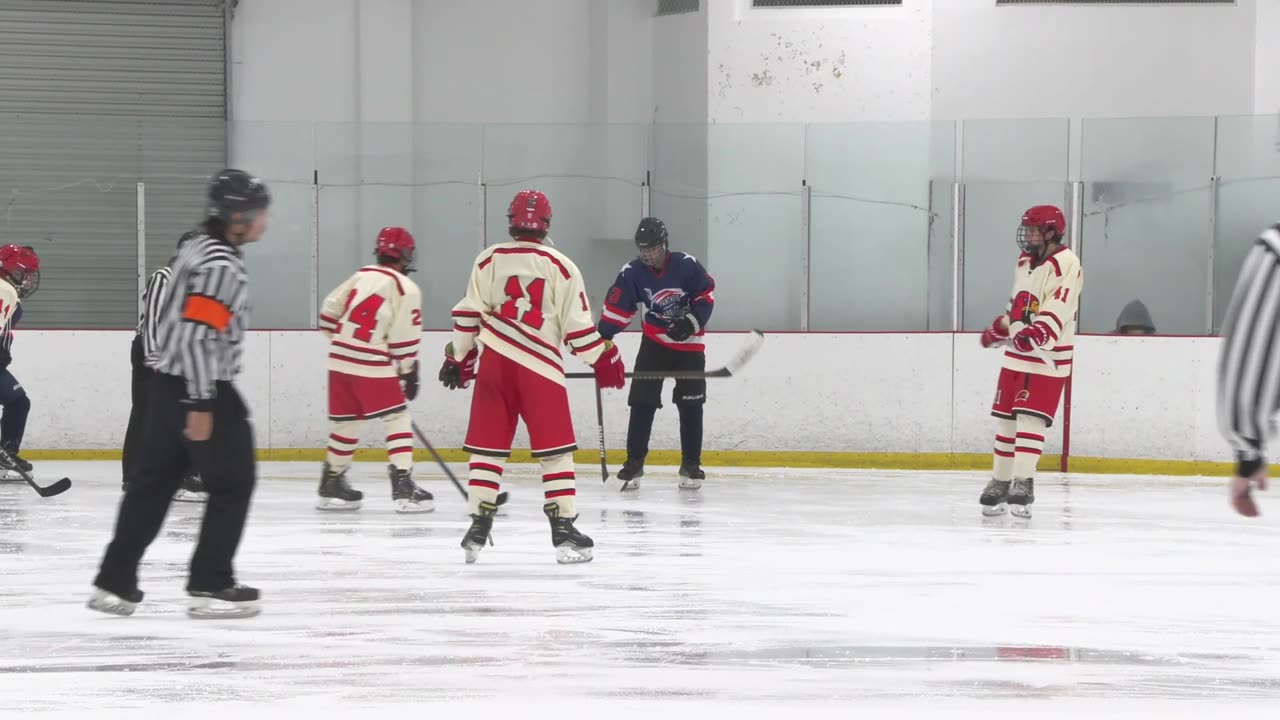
[
  {"xmin": 0, "ymin": 345, "xmax": 11, "ymax": 371},
  {"xmin": 401, "ymin": 365, "xmax": 420, "ymax": 401},
  {"xmin": 667, "ymin": 314, "xmax": 699, "ymax": 342}
]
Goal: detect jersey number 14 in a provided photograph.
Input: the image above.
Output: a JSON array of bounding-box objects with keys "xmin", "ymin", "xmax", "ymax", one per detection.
[{"xmin": 337, "ymin": 291, "xmax": 383, "ymax": 342}]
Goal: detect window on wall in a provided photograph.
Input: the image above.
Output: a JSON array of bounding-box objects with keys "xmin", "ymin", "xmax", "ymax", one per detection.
[
  {"xmin": 658, "ymin": 0, "xmax": 698, "ymax": 15},
  {"xmin": 997, "ymin": 0, "xmax": 1232, "ymax": 5},
  {"xmin": 752, "ymin": 0, "xmax": 903, "ymax": 6}
]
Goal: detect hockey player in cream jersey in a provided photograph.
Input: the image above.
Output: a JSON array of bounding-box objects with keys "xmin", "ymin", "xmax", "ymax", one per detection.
[
  {"xmin": 978, "ymin": 205, "xmax": 1083, "ymax": 518},
  {"xmin": 442, "ymin": 189, "xmax": 626, "ymax": 564},
  {"xmin": 316, "ymin": 227, "xmax": 432, "ymax": 513}
]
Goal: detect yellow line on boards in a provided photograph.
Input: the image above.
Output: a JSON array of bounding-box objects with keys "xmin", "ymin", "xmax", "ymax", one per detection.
[{"xmin": 21, "ymin": 449, "xmax": 1233, "ymax": 476}]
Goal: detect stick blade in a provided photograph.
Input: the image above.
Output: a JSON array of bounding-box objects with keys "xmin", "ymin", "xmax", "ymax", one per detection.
[
  {"xmin": 723, "ymin": 329, "xmax": 765, "ymax": 376},
  {"xmin": 34, "ymin": 477, "xmax": 71, "ymax": 497}
]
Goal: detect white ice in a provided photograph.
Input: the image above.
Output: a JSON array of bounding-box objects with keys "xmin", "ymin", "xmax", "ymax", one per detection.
[{"xmin": 2, "ymin": 461, "xmax": 1280, "ymax": 719}]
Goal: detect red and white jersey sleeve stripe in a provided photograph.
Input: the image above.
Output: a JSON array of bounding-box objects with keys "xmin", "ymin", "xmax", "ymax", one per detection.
[{"xmin": 600, "ymin": 302, "xmax": 634, "ymax": 328}]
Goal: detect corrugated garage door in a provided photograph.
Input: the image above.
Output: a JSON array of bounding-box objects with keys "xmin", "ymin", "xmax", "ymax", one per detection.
[{"xmin": 0, "ymin": 0, "xmax": 226, "ymax": 328}]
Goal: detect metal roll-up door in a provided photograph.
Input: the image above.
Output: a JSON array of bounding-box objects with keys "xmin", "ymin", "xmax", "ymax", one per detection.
[{"xmin": 0, "ymin": 0, "xmax": 227, "ymax": 328}]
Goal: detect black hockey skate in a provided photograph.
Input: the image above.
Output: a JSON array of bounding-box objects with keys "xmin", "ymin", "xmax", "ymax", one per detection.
[
  {"xmin": 173, "ymin": 473, "xmax": 207, "ymax": 503},
  {"xmin": 316, "ymin": 463, "xmax": 362, "ymax": 511},
  {"xmin": 678, "ymin": 458, "xmax": 705, "ymax": 490},
  {"xmin": 617, "ymin": 457, "xmax": 644, "ymax": 491},
  {"xmin": 187, "ymin": 584, "xmax": 261, "ymax": 619},
  {"xmin": 0, "ymin": 443, "xmax": 31, "ymax": 482},
  {"xmin": 87, "ymin": 586, "xmax": 144, "ymax": 617},
  {"xmin": 1008, "ymin": 478, "xmax": 1035, "ymax": 519},
  {"xmin": 461, "ymin": 501, "xmax": 497, "ymax": 564},
  {"xmin": 389, "ymin": 466, "xmax": 434, "ymax": 514},
  {"xmin": 545, "ymin": 502, "xmax": 594, "ymax": 564},
  {"xmin": 979, "ymin": 479, "xmax": 1011, "ymax": 516}
]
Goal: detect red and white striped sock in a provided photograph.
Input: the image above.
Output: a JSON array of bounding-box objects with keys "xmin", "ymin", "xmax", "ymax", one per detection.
[
  {"xmin": 1013, "ymin": 414, "xmax": 1048, "ymax": 479},
  {"xmin": 540, "ymin": 452, "xmax": 577, "ymax": 516},
  {"xmin": 383, "ymin": 411, "xmax": 413, "ymax": 471},
  {"xmin": 992, "ymin": 418, "xmax": 1016, "ymax": 482},
  {"xmin": 326, "ymin": 421, "xmax": 363, "ymax": 473},
  {"xmin": 467, "ymin": 456, "xmax": 505, "ymax": 515}
]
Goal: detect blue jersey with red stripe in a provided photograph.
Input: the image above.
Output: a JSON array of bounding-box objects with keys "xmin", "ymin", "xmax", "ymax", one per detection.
[{"xmin": 597, "ymin": 252, "xmax": 715, "ymax": 352}]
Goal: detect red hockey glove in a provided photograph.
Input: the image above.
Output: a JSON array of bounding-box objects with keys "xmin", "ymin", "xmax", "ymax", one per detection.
[
  {"xmin": 438, "ymin": 343, "xmax": 477, "ymax": 390},
  {"xmin": 979, "ymin": 316, "xmax": 1009, "ymax": 348},
  {"xmin": 1012, "ymin": 322, "xmax": 1052, "ymax": 354},
  {"xmin": 592, "ymin": 341, "xmax": 626, "ymax": 390}
]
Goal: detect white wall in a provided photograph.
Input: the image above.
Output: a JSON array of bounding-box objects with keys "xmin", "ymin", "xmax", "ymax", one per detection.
[
  {"xmin": 1255, "ymin": 0, "xmax": 1280, "ymax": 115},
  {"xmin": 695, "ymin": 0, "xmax": 1256, "ymax": 125},
  {"xmin": 230, "ymin": 0, "xmax": 655, "ymax": 124},
  {"xmin": 14, "ymin": 331, "xmax": 1241, "ymax": 465},
  {"xmin": 932, "ymin": 0, "xmax": 1256, "ymax": 122},
  {"xmin": 706, "ymin": 0, "xmax": 932, "ymax": 124}
]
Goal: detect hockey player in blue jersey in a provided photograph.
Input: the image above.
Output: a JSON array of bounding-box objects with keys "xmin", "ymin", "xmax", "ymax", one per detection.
[{"xmin": 597, "ymin": 217, "xmax": 715, "ymax": 490}]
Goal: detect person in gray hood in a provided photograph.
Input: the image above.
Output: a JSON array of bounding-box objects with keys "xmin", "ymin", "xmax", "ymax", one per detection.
[{"xmin": 1114, "ymin": 299, "xmax": 1155, "ymax": 335}]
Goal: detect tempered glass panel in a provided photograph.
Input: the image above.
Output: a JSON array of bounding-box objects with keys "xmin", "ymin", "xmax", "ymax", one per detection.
[
  {"xmin": 806, "ymin": 121, "xmax": 949, "ymax": 330},
  {"xmin": 1079, "ymin": 117, "xmax": 1215, "ymax": 334},
  {"xmin": 1214, "ymin": 114, "xmax": 1280, "ymax": 332},
  {"xmin": 705, "ymin": 124, "xmax": 804, "ymax": 331}
]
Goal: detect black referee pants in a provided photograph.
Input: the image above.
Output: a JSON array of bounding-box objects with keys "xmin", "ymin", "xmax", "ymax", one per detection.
[
  {"xmin": 121, "ymin": 334, "xmax": 150, "ymax": 487},
  {"xmin": 95, "ymin": 374, "xmax": 257, "ymax": 596}
]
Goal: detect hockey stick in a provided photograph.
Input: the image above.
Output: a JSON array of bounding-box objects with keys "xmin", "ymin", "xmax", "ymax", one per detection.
[
  {"xmin": 0, "ymin": 448, "xmax": 70, "ymax": 497},
  {"xmin": 565, "ymin": 330, "xmax": 766, "ymax": 380},
  {"xmin": 410, "ymin": 420, "xmax": 508, "ymax": 507},
  {"xmin": 594, "ymin": 383, "xmax": 609, "ymax": 483}
]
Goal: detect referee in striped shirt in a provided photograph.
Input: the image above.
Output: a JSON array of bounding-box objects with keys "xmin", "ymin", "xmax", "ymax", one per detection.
[
  {"xmin": 121, "ymin": 230, "xmax": 197, "ymax": 493},
  {"xmin": 91, "ymin": 169, "xmax": 271, "ymax": 619},
  {"xmin": 1217, "ymin": 225, "xmax": 1280, "ymax": 517}
]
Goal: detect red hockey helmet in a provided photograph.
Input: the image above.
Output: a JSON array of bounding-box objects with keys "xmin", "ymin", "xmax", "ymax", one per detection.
[
  {"xmin": 375, "ymin": 226, "xmax": 416, "ymax": 271},
  {"xmin": 0, "ymin": 245, "xmax": 39, "ymax": 298},
  {"xmin": 508, "ymin": 189, "xmax": 552, "ymax": 237},
  {"xmin": 1017, "ymin": 205, "xmax": 1066, "ymax": 252}
]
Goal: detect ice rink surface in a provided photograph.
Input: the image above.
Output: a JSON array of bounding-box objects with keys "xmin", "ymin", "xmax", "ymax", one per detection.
[{"xmin": 2, "ymin": 461, "xmax": 1280, "ymax": 719}]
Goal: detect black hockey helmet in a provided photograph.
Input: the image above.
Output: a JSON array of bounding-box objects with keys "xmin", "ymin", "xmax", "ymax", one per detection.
[
  {"xmin": 635, "ymin": 216, "xmax": 669, "ymax": 267},
  {"xmin": 206, "ymin": 169, "xmax": 271, "ymax": 223}
]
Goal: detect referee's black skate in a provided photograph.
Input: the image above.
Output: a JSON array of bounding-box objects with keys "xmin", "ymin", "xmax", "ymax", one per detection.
[
  {"xmin": 1008, "ymin": 478, "xmax": 1035, "ymax": 518},
  {"xmin": 545, "ymin": 502, "xmax": 593, "ymax": 564},
  {"xmin": 316, "ymin": 463, "xmax": 362, "ymax": 511},
  {"xmin": 87, "ymin": 587, "xmax": 144, "ymax": 617},
  {"xmin": 187, "ymin": 584, "xmax": 261, "ymax": 619},
  {"xmin": 617, "ymin": 457, "xmax": 644, "ymax": 491},
  {"xmin": 461, "ymin": 501, "xmax": 497, "ymax": 564},
  {"xmin": 678, "ymin": 458, "xmax": 705, "ymax": 490},
  {"xmin": 979, "ymin": 479, "xmax": 1011, "ymax": 516},
  {"xmin": 389, "ymin": 466, "xmax": 434, "ymax": 514},
  {"xmin": 173, "ymin": 473, "xmax": 207, "ymax": 503}
]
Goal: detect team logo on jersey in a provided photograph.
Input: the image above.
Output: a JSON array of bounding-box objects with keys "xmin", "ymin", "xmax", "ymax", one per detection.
[
  {"xmin": 607, "ymin": 287, "xmax": 622, "ymax": 305},
  {"xmin": 644, "ymin": 288, "xmax": 689, "ymax": 320},
  {"xmin": 1011, "ymin": 291, "xmax": 1040, "ymax": 324},
  {"xmin": 1015, "ymin": 389, "xmax": 1031, "ymax": 403}
]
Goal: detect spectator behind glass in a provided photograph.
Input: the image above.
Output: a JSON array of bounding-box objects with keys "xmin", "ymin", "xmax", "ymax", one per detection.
[{"xmin": 1114, "ymin": 299, "xmax": 1156, "ymax": 335}]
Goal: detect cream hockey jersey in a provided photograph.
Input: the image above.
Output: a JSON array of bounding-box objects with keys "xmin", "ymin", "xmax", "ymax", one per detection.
[
  {"xmin": 450, "ymin": 239, "xmax": 609, "ymax": 384},
  {"xmin": 320, "ymin": 265, "xmax": 422, "ymax": 378},
  {"xmin": 1002, "ymin": 245, "xmax": 1083, "ymax": 379}
]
